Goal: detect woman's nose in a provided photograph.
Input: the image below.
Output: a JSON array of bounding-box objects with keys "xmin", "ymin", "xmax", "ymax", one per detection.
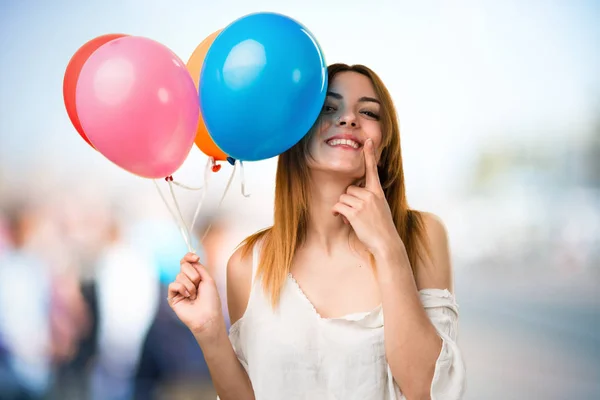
[{"xmin": 337, "ymin": 113, "xmax": 358, "ymax": 127}]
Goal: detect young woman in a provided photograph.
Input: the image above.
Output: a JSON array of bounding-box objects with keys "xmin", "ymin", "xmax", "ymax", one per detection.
[{"xmin": 168, "ymin": 63, "xmax": 466, "ymax": 400}]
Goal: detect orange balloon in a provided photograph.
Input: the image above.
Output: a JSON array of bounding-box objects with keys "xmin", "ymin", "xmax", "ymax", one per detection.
[{"xmin": 187, "ymin": 30, "xmax": 228, "ymax": 161}]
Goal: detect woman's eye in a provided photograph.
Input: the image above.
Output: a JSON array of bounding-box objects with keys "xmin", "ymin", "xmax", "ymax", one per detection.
[
  {"xmin": 322, "ymin": 105, "xmax": 336, "ymax": 113},
  {"xmin": 361, "ymin": 110, "xmax": 380, "ymax": 120}
]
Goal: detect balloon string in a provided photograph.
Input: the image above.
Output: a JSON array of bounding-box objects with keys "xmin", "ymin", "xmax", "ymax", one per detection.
[
  {"xmin": 199, "ymin": 160, "xmax": 237, "ymax": 243},
  {"xmin": 153, "ymin": 180, "xmax": 193, "ymax": 253},
  {"xmin": 240, "ymin": 161, "xmax": 251, "ymax": 198},
  {"xmin": 171, "ymin": 181, "xmax": 203, "ymax": 190},
  {"xmin": 168, "ymin": 179, "xmax": 194, "ymax": 253},
  {"xmin": 189, "ymin": 157, "xmax": 213, "ymax": 236}
]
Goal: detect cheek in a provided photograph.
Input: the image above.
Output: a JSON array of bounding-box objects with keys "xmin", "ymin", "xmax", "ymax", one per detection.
[
  {"xmin": 307, "ymin": 118, "xmax": 332, "ymax": 148},
  {"xmin": 364, "ymin": 124, "xmax": 383, "ymax": 147},
  {"xmin": 319, "ymin": 118, "xmax": 333, "ymax": 134}
]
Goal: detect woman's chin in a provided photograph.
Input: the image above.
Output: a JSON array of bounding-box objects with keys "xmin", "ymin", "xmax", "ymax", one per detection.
[{"xmin": 309, "ymin": 161, "xmax": 364, "ymax": 180}]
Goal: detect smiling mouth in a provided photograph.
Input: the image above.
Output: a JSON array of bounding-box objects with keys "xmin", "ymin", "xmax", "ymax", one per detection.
[{"xmin": 326, "ymin": 138, "xmax": 362, "ymax": 149}]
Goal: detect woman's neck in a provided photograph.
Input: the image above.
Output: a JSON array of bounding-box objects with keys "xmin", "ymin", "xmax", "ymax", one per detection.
[{"xmin": 304, "ymin": 171, "xmax": 358, "ymax": 255}]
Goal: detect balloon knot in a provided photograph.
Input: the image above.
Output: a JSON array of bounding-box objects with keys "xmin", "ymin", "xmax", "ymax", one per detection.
[
  {"xmin": 165, "ymin": 176, "xmax": 174, "ymax": 182},
  {"xmin": 226, "ymin": 157, "xmax": 236, "ymax": 166},
  {"xmin": 211, "ymin": 164, "xmax": 222, "ymax": 173}
]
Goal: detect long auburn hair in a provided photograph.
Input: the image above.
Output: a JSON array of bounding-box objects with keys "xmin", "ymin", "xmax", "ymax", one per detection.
[{"xmin": 240, "ymin": 63, "xmax": 428, "ymax": 308}]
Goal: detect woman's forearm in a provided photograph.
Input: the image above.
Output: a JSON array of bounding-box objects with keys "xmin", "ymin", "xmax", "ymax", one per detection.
[
  {"xmin": 194, "ymin": 322, "xmax": 255, "ymax": 400},
  {"xmin": 373, "ymin": 244, "xmax": 442, "ymax": 399}
]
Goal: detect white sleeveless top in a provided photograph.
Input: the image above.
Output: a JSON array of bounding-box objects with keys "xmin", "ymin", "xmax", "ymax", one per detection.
[{"xmin": 227, "ymin": 242, "xmax": 466, "ymax": 400}]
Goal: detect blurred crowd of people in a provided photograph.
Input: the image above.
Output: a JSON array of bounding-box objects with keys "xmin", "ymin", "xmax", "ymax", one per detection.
[{"xmin": 0, "ymin": 189, "xmax": 229, "ymax": 400}]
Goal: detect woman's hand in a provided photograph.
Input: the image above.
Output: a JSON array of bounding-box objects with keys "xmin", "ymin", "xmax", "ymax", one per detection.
[
  {"xmin": 168, "ymin": 252, "xmax": 224, "ymax": 337},
  {"xmin": 332, "ymin": 138, "xmax": 404, "ymax": 257}
]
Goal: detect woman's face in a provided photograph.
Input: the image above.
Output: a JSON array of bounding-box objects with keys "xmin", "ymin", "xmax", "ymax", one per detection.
[{"xmin": 306, "ymin": 71, "xmax": 383, "ymax": 179}]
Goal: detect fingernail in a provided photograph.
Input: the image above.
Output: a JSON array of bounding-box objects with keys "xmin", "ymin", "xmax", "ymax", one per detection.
[
  {"xmin": 192, "ymin": 255, "xmax": 200, "ymax": 262},
  {"xmin": 185, "ymin": 290, "xmax": 191, "ymax": 298}
]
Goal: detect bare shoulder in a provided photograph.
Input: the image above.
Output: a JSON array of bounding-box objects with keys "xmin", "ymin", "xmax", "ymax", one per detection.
[
  {"xmin": 421, "ymin": 211, "xmax": 449, "ymax": 245},
  {"xmin": 226, "ymin": 244, "xmax": 254, "ymax": 325},
  {"xmin": 414, "ymin": 211, "xmax": 454, "ymax": 293}
]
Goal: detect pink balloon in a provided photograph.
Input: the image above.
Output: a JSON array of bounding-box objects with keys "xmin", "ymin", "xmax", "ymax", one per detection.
[{"xmin": 75, "ymin": 36, "xmax": 199, "ymax": 179}]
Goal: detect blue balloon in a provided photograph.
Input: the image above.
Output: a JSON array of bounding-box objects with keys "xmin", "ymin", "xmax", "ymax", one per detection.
[{"xmin": 199, "ymin": 12, "xmax": 328, "ymax": 161}]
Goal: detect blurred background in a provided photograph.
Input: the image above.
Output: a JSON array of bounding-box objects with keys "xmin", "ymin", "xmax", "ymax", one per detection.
[{"xmin": 1, "ymin": 0, "xmax": 599, "ymax": 399}]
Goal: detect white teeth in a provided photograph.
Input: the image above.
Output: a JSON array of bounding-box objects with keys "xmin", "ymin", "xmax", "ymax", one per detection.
[{"xmin": 327, "ymin": 138, "xmax": 360, "ymax": 149}]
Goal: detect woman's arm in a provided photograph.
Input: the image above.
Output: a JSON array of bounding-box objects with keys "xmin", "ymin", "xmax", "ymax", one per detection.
[
  {"xmin": 375, "ymin": 213, "xmax": 464, "ymax": 400},
  {"xmin": 193, "ymin": 247, "xmax": 255, "ymax": 400},
  {"xmin": 193, "ymin": 323, "xmax": 254, "ymax": 400},
  {"xmin": 332, "ymin": 142, "xmax": 464, "ymax": 398}
]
